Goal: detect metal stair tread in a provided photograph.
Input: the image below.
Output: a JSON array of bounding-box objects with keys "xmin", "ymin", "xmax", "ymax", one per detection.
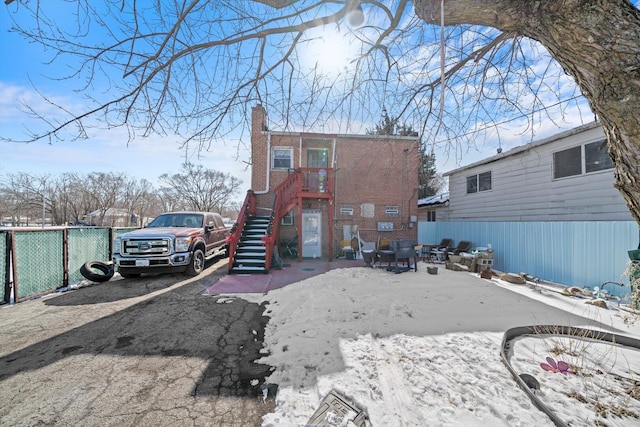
[
  {"xmin": 234, "ymin": 262, "xmax": 266, "ymax": 267},
  {"xmin": 230, "ymin": 266, "xmax": 268, "ymax": 273}
]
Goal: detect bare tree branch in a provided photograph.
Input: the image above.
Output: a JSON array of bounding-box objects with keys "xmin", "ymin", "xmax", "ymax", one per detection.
[{"xmin": 3, "ymin": 0, "xmax": 640, "ymax": 222}]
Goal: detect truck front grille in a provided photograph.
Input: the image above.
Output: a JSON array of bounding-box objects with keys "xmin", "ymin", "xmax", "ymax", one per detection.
[{"xmin": 122, "ymin": 238, "xmax": 171, "ymax": 255}]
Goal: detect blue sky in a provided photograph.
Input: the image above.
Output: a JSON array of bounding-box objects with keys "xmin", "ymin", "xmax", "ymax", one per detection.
[
  {"xmin": 0, "ymin": 2, "xmax": 255, "ymax": 197},
  {"xmin": 2, "ymin": 1, "xmax": 632, "ymax": 203}
]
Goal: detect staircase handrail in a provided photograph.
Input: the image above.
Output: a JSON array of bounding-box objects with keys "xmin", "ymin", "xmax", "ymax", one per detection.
[
  {"xmin": 264, "ymin": 171, "xmax": 302, "ymax": 268},
  {"xmin": 227, "ymin": 190, "xmax": 255, "ymax": 272},
  {"xmin": 262, "ymin": 197, "xmax": 278, "ymax": 271},
  {"xmin": 275, "ymin": 171, "xmax": 301, "ymax": 212}
]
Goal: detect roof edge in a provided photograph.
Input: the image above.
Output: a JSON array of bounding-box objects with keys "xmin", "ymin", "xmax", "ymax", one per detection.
[{"xmin": 443, "ymin": 121, "xmax": 601, "ymax": 176}]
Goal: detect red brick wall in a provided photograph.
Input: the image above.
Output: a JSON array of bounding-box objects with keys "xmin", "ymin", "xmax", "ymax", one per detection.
[
  {"xmin": 250, "ymin": 106, "xmax": 421, "ymax": 255},
  {"xmin": 333, "ymin": 136, "xmax": 420, "ymax": 244}
]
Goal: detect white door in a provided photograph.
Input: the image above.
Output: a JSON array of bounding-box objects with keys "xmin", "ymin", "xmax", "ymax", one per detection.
[{"xmin": 302, "ymin": 211, "xmax": 322, "ymax": 258}]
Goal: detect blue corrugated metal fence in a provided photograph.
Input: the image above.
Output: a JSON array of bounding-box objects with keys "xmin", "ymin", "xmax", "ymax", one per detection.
[{"xmin": 418, "ymin": 221, "xmax": 639, "ymax": 297}]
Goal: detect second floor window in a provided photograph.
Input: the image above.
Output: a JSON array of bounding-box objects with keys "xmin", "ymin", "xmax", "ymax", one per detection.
[
  {"xmin": 307, "ymin": 148, "xmax": 329, "ymax": 168},
  {"xmin": 272, "ymin": 147, "xmax": 293, "ymax": 169},
  {"xmin": 466, "ymin": 171, "xmax": 492, "ymax": 194},
  {"xmin": 553, "ymin": 139, "xmax": 614, "ymax": 179}
]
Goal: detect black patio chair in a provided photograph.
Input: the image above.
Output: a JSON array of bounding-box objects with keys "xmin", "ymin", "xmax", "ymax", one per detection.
[
  {"xmin": 448, "ymin": 240, "xmax": 472, "ymax": 257},
  {"xmin": 389, "ymin": 239, "xmax": 418, "ymax": 273},
  {"xmin": 429, "ymin": 238, "xmax": 453, "ymax": 262},
  {"xmin": 283, "ymin": 235, "xmax": 299, "ymax": 259}
]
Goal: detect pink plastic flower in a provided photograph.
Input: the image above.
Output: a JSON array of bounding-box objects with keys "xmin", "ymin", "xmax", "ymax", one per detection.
[{"xmin": 540, "ymin": 356, "xmax": 572, "ymax": 375}]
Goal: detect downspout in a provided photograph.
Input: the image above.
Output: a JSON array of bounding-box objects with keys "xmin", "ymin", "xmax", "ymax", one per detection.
[
  {"xmin": 255, "ymin": 133, "xmax": 271, "ymax": 195},
  {"xmin": 332, "ymin": 137, "xmax": 337, "ymax": 220},
  {"xmin": 402, "ymin": 148, "xmax": 408, "ymax": 226}
]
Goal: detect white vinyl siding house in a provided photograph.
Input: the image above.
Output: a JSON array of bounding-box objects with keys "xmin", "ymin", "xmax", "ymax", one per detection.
[{"xmin": 443, "ymin": 122, "xmax": 633, "ymax": 222}]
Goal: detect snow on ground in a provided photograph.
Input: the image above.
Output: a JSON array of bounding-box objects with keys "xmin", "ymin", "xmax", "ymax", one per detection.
[{"xmin": 235, "ymin": 263, "xmax": 640, "ymax": 426}]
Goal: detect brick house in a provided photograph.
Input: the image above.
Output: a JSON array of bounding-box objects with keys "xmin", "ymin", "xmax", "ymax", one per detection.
[{"xmin": 227, "ymin": 105, "xmax": 420, "ymax": 273}]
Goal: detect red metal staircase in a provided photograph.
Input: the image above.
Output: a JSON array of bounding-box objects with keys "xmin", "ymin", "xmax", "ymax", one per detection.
[{"xmin": 227, "ymin": 169, "xmax": 333, "ymax": 273}]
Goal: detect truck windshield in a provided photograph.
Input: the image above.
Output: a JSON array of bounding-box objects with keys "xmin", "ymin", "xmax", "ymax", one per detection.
[{"xmin": 147, "ymin": 214, "xmax": 204, "ymax": 228}]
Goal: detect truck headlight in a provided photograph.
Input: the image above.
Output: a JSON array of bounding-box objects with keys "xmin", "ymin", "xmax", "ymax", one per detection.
[
  {"xmin": 114, "ymin": 237, "xmax": 121, "ymax": 254},
  {"xmin": 175, "ymin": 237, "xmax": 191, "ymax": 252}
]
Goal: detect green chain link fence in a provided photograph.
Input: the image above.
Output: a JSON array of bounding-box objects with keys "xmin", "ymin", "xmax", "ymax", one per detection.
[
  {"xmin": 12, "ymin": 230, "xmax": 65, "ymax": 302},
  {"xmin": 1, "ymin": 232, "xmax": 8, "ymax": 303},
  {"xmin": 0, "ymin": 227, "xmax": 138, "ymax": 303},
  {"xmin": 68, "ymin": 228, "xmax": 111, "ymax": 284}
]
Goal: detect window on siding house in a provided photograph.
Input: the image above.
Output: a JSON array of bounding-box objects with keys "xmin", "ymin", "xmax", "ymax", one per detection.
[
  {"xmin": 553, "ymin": 140, "xmax": 613, "ymax": 179},
  {"xmin": 466, "ymin": 176, "xmax": 478, "ymax": 193},
  {"xmin": 553, "ymin": 146, "xmax": 582, "ymax": 179},
  {"xmin": 585, "ymin": 140, "xmax": 614, "ymax": 173},
  {"xmin": 272, "ymin": 147, "xmax": 293, "ymax": 169},
  {"xmin": 466, "ymin": 171, "xmax": 491, "ymax": 193},
  {"xmin": 427, "ymin": 210, "xmax": 436, "ymax": 222},
  {"xmin": 478, "ymin": 171, "xmax": 492, "ymax": 191}
]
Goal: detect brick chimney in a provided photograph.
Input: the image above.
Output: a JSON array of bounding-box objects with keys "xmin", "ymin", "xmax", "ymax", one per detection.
[
  {"xmin": 252, "ymin": 104, "xmax": 267, "ymax": 134},
  {"xmin": 251, "ymin": 105, "xmax": 268, "ymax": 192}
]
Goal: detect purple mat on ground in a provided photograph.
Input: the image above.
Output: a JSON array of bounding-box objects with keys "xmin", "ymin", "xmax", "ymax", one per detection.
[{"xmin": 203, "ymin": 258, "xmax": 365, "ymax": 295}]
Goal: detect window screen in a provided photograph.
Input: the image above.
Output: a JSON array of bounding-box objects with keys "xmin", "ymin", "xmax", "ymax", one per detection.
[
  {"xmin": 553, "ymin": 146, "xmax": 582, "ymax": 178},
  {"xmin": 478, "ymin": 171, "xmax": 492, "ymax": 191},
  {"xmin": 466, "ymin": 175, "xmax": 478, "ymax": 193},
  {"xmin": 466, "ymin": 171, "xmax": 491, "ymax": 193},
  {"xmin": 272, "ymin": 148, "xmax": 293, "ymax": 169},
  {"xmin": 585, "ymin": 140, "xmax": 614, "ymax": 173}
]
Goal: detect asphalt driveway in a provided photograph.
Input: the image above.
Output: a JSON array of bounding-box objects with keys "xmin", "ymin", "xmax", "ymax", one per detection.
[
  {"xmin": 0, "ymin": 259, "xmax": 275, "ymax": 427},
  {"xmin": 0, "ymin": 257, "xmax": 623, "ymax": 427}
]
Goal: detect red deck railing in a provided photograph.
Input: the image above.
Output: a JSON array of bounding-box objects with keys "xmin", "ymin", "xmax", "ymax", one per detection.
[
  {"xmin": 228, "ymin": 168, "xmax": 334, "ymax": 272},
  {"xmin": 226, "ymin": 190, "xmax": 256, "ymax": 272}
]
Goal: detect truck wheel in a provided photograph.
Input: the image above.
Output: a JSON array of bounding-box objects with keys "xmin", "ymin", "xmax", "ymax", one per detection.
[
  {"xmin": 186, "ymin": 248, "xmax": 205, "ymax": 276},
  {"xmin": 80, "ymin": 261, "xmax": 114, "ymax": 282}
]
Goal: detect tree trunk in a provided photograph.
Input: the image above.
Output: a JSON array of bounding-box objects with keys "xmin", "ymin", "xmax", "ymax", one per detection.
[{"xmin": 415, "ymin": 0, "xmax": 640, "ymax": 225}]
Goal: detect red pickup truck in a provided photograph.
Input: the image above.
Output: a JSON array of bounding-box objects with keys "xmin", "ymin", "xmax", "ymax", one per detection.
[{"xmin": 113, "ymin": 211, "xmax": 230, "ymax": 278}]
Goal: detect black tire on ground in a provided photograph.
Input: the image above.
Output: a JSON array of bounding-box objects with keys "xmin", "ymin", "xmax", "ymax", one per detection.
[
  {"xmin": 186, "ymin": 248, "xmax": 205, "ymax": 276},
  {"xmin": 80, "ymin": 261, "xmax": 115, "ymax": 282}
]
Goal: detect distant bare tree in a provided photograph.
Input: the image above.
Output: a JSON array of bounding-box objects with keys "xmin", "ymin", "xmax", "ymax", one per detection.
[
  {"xmin": 83, "ymin": 172, "xmax": 127, "ymax": 225},
  {"xmin": 3, "ymin": 1, "xmax": 639, "ymax": 223},
  {"xmin": 159, "ymin": 164, "xmax": 242, "ymax": 213},
  {"xmin": 1, "ymin": 173, "xmax": 50, "ymax": 226},
  {"xmin": 62, "ymin": 174, "xmax": 92, "ymax": 224},
  {"xmin": 119, "ymin": 178, "xmax": 162, "ymax": 226},
  {"xmin": 156, "ymin": 187, "xmax": 186, "ymax": 214},
  {"xmin": 220, "ymin": 201, "xmax": 242, "ymax": 220}
]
